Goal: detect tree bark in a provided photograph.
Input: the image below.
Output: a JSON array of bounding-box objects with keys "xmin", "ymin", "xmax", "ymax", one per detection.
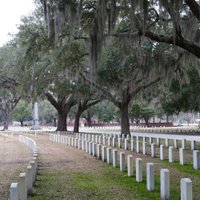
[
  {"xmin": 53, "ymin": 118, "xmax": 57, "ymax": 127},
  {"xmin": 20, "ymin": 120, "xmax": 24, "ymax": 127},
  {"xmin": 144, "ymin": 117, "xmax": 149, "ymax": 127},
  {"xmin": 45, "ymin": 93, "xmax": 76, "ymax": 132},
  {"xmin": 120, "ymin": 102, "xmax": 130, "ymax": 136},
  {"xmin": 185, "ymin": 0, "xmax": 200, "ymax": 21},
  {"xmin": 3, "ymin": 117, "xmax": 9, "ymax": 130},
  {"xmin": 85, "ymin": 112, "xmax": 92, "ymax": 127},
  {"xmin": 73, "ymin": 100, "xmax": 100, "ymax": 133},
  {"xmin": 57, "ymin": 111, "xmax": 67, "ymax": 131},
  {"xmin": 117, "ymin": 87, "xmax": 131, "ymax": 136},
  {"xmin": 74, "ymin": 111, "xmax": 81, "ymax": 133}
]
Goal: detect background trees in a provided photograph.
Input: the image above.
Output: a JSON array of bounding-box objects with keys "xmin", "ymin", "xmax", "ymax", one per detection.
[
  {"xmin": 11, "ymin": 101, "xmax": 32, "ymax": 126},
  {"xmin": 0, "ymin": 44, "xmax": 22, "ymax": 130},
  {"xmin": 0, "ymin": 0, "xmax": 200, "ymax": 133},
  {"xmin": 162, "ymin": 67, "xmax": 200, "ymax": 115}
]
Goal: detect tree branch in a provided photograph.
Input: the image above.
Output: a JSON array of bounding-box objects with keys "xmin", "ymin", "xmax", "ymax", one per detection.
[
  {"xmin": 85, "ymin": 99, "xmax": 101, "ymax": 109},
  {"xmin": 185, "ymin": 0, "xmax": 200, "ymax": 21},
  {"xmin": 45, "ymin": 92, "xmax": 59, "ymax": 110},
  {"xmin": 130, "ymin": 77, "xmax": 161, "ymax": 98},
  {"xmin": 78, "ymin": 71, "xmax": 119, "ymax": 105},
  {"xmin": 142, "ymin": 31, "xmax": 200, "ymax": 59}
]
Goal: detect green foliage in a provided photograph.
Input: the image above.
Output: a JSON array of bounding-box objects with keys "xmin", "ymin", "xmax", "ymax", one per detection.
[
  {"xmin": 162, "ymin": 67, "xmax": 200, "ymax": 114},
  {"xmin": 98, "ymin": 40, "xmax": 139, "ymax": 89},
  {"xmin": 39, "ymin": 100, "xmax": 57, "ymax": 124},
  {"xmin": 11, "ymin": 101, "xmax": 32, "ymax": 123},
  {"xmin": 82, "ymin": 101, "xmax": 117, "ymax": 123},
  {"xmin": 92, "ymin": 101, "xmax": 116, "ymax": 123},
  {"xmin": 81, "ymin": 0, "xmax": 96, "ymax": 32},
  {"xmin": 140, "ymin": 106, "xmax": 154, "ymax": 119},
  {"xmin": 129, "ymin": 101, "xmax": 141, "ymax": 122},
  {"xmin": 129, "ymin": 100, "xmax": 155, "ymax": 124}
]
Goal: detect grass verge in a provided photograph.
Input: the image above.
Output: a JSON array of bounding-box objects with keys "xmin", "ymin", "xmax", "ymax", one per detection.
[{"xmin": 29, "ymin": 162, "xmax": 183, "ymax": 200}]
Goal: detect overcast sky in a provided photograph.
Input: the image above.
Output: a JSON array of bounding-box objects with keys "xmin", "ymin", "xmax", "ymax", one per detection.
[{"xmin": 0, "ymin": 0, "xmax": 36, "ymax": 46}]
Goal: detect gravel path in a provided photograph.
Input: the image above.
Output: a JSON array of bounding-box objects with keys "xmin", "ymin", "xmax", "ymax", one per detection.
[{"xmin": 33, "ymin": 134, "xmax": 102, "ymax": 173}]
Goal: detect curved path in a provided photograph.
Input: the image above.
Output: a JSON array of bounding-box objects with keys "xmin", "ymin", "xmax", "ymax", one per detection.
[{"xmin": 33, "ymin": 134, "xmax": 102, "ymax": 173}]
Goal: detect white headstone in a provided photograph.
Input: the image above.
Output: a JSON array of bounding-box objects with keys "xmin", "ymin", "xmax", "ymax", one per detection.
[
  {"xmin": 102, "ymin": 146, "xmax": 107, "ymax": 162},
  {"xmin": 136, "ymin": 158, "xmax": 143, "ymax": 182},
  {"xmin": 89, "ymin": 142, "xmax": 93, "ymax": 155},
  {"xmin": 193, "ymin": 150, "xmax": 200, "ymax": 169},
  {"xmin": 160, "ymin": 169, "xmax": 170, "ymax": 200},
  {"xmin": 118, "ymin": 138, "xmax": 121, "ymax": 148},
  {"xmin": 120, "ymin": 152, "xmax": 125, "ymax": 171},
  {"xmin": 27, "ymin": 165, "xmax": 33, "ymax": 194},
  {"xmin": 191, "ymin": 140, "xmax": 196, "ymax": 151},
  {"xmin": 146, "ymin": 163, "xmax": 154, "ymax": 191},
  {"xmin": 169, "ymin": 146, "xmax": 174, "ymax": 163},
  {"xmin": 97, "ymin": 144, "xmax": 101, "ymax": 159},
  {"xmin": 92, "ymin": 143, "xmax": 96, "ymax": 157},
  {"xmin": 143, "ymin": 142, "xmax": 146, "ymax": 155},
  {"xmin": 181, "ymin": 178, "xmax": 192, "ymax": 200},
  {"xmin": 124, "ymin": 139, "xmax": 128, "ymax": 150},
  {"xmin": 151, "ymin": 143, "xmax": 156, "ymax": 158},
  {"xmin": 113, "ymin": 149, "xmax": 117, "ymax": 167},
  {"xmin": 107, "ymin": 148, "xmax": 112, "ymax": 164},
  {"xmin": 108, "ymin": 137, "xmax": 111, "ymax": 146},
  {"xmin": 136, "ymin": 140, "xmax": 140, "ymax": 153},
  {"xmin": 149, "ymin": 137, "xmax": 152, "ymax": 144},
  {"xmin": 174, "ymin": 139, "xmax": 178, "ymax": 149},
  {"xmin": 127, "ymin": 155, "xmax": 133, "ymax": 176},
  {"xmin": 165, "ymin": 138, "xmax": 169, "ymax": 147},
  {"xmin": 112, "ymin": 137, "xmax": 116, "ymax": 147},
  {"xmin": 19, "ymin": 173, "xmax": 27, "ymax": 200},
  {"xmin": 156, "ymin": 138, "xmax": 160, "ymax": 146},
  {"xmin": 160, "ymin": 145, "xmax": 164, "ymax": 160},
  {"xmin": 131, "ymin": 139, "xmax": 134, "ymax": 151},
  {"xmin": 9, "ymin": 182, "xmax": 19, "ymax": 200},
  {"xmin": 182, "ymin": 139, "xmax": 186, "ymax": 150},
  {"xmin": 179, "ymin": 148, "xmax": 185, "ymax": 165}
]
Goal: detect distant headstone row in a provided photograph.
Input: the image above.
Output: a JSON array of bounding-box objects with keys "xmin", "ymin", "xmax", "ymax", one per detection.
[{"xmin": 80, "ymin": 126, "xmax": 200, "ymax": 135}]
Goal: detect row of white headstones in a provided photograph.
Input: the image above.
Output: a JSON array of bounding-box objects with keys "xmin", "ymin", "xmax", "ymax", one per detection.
[
  {"xmin": 9, "ymin": 135, "xmax": 38, "ymax": 200},
  {"xmin": 49, "ymin": 133, "xmax": 194, "ymax": 200}
]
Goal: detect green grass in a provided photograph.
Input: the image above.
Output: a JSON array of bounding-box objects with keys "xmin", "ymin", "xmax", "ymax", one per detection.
[
  {"xmin": 29, "ymin": 156, "xmax": 200, "ymax": 200},
  {"xmin": 162, "ymin": 159, "xmax": 200, "ymax": 175},
  {"xmin": 28, "ymin": 136, "xmax": 200, "ymax": 200},
  {"xmin": 29, "ymin": 162, "xmax": 183, "ymax": 200}
]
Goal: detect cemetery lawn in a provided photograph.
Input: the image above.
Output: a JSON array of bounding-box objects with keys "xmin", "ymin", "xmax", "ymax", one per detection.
[{"xmin": 28, "ymin": 134, "xmax": 200, "ymax": 200}]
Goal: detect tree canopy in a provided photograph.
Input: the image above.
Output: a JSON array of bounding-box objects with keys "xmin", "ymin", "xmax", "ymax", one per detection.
[{"xmin": 0, "ymin": 0, "xmax": 200, "ymax": 133}]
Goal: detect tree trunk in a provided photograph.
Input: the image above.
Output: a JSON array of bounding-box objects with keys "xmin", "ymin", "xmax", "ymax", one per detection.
[
  {"xmin": 3, "ymin": 119, "xmax": 9, "ymax": 130},
  {"xmin": 144, "ymin": 117, "xmax": 149, "ymax": 127},
  {"xmin": 120, "ymin": 103, "xmax": 130, "ymax": 136},
  {"xmin": 53, "ymin": 118, "xmax": 57, "ymax": 127},
  {"xmin": 73, "ymin": 112, "xmax": 81, "ymax": 133},
  {"xmin": 45, "ymin": 93, "xmax": 76, "ymax": 132},
  {"xmin": 73, "ymin": 100, "xmax": 100, "ymax": 133},
  {"xmin": 57, "ymin": 111, "xmax": 67, "ymax": 131},
  {"xmin": 166, "ymin": 115, "xmax": 169, "ymax": 123},
  {"xmin": 20, "ymin": 120, "xmax": 24, "ymax": 127},
  {"xmin": 86, "ymin": 112, "xmax": 92, "ymax": 127}
]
